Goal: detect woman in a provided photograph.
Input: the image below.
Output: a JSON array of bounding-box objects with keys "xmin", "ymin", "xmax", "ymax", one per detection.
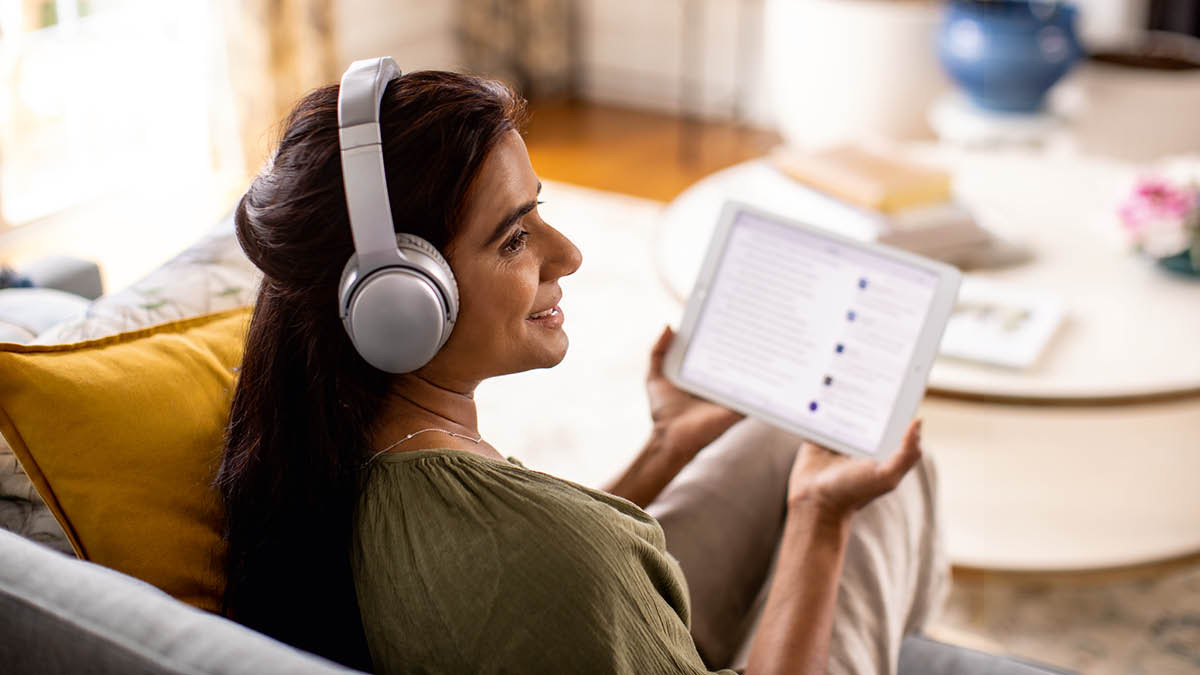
[{"xmin": 219, "ymin": 70, "xmax": 945, "ymax": 674}]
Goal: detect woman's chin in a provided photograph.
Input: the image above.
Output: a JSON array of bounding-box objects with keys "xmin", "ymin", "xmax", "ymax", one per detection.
[
  {"xmin": 536, "ymin": 330, "xmax": 570, "ymax": 369},
  {"xmin": 479, "ymin": 329, "xmax": 570, "ymax": 378},
  {"xmin": 518, "ymin": 311, "xmax": 565, "ymax": 346},
  {"xmin": 523, "ymin": 327, "xmax": 569, "ymax": 371}
]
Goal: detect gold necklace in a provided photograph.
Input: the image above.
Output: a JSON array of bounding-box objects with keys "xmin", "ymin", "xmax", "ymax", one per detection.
[{"xmin": 365, "ymin": 427, "xmax": 483, "ymax": 466}]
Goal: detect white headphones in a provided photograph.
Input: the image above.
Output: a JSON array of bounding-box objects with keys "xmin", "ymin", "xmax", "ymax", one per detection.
[{"xmin": 336, "ymin": 57, "xmax": 459, "ymax": 373}]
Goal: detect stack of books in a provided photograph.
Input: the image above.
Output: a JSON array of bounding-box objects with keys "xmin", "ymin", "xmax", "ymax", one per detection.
[{"xmin": 772, "ymin": 145, "xmax": 992, "ymax": 264}]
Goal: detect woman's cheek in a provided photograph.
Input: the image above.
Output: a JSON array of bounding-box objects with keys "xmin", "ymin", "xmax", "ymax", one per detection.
[{"xmin": 509, "ymin": 262, "xmax": 539, "ymax": 313}]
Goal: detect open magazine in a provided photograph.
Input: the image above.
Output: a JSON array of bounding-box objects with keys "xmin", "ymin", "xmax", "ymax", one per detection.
[{"xmin": 938, "ymin": 277, "xmax": 1065, "ymax": 369}]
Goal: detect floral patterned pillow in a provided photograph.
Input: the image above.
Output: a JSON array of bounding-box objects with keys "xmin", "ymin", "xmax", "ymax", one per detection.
[
  {"xmin": 33, "ymin": 229, "xmax": 260, "ymax": 345},
  {"xmin": 0, "ymin": 218, "xmax": 260, "ymax": 551},
  {"xmin": 0, "ymin": 451, "xmax": 74, "ymax": 555}
]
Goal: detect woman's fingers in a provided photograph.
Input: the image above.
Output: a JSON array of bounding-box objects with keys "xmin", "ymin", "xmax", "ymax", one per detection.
[
  {"xmin": 647, "ymin": 325, "xmax": 674, "ymax": 378},
  {"xmin": 877, "ymin": 419, "xmax": 922, "ymax": 487}
]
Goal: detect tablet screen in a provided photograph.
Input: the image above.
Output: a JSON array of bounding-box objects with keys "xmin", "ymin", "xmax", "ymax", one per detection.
[{"xmin": 678, "ymin": 211, "xmax": 940, "ymax": 454}]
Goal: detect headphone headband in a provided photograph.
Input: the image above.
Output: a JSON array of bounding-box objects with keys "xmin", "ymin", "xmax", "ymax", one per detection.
[
  {"xmin": 338, "ymin": 57, "xmax": 404, "ymax": 264},
  {"xmin": 335, "ymin": 57, "xmax": 459, "ymax": 374}
]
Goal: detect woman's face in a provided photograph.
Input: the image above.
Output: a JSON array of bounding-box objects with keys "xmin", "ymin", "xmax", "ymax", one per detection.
[{"xmin": 428, "ymin": 129, "xmax": 583, "ymax": 383}]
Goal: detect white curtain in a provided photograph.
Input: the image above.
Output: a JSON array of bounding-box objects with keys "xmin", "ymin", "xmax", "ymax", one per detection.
[
  {"xmin": 218, "ymin": 0, "xmax": 339, "ymax": 178},
  {"xmin": 458, "ymin": 0, "xmax": 576, "ymax": 98}
]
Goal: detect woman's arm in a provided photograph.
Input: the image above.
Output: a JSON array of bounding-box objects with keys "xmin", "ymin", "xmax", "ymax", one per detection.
[
  {"xmin": 606, "ymin": 327, "xmax": 742, "ymax": 507},
  {"xmin": 604, "ymin": 424, "xmax": 691, "ymax": 508},
  {"xmin": 746, "ymin": 422, "xmax": 923, "ymax": 675},
  {"xmin": 744, "ymin": 503, "xmax": 851, "ymax": 674}
]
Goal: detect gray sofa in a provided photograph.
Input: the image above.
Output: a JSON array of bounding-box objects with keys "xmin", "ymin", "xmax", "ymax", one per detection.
[
  {"xmin": 0, "ymin": 256, "xmax": 102, "ymax": 344},
  {"xmin": 0, "ymin": 242, "xmax": 1073, "ymax": 674}
]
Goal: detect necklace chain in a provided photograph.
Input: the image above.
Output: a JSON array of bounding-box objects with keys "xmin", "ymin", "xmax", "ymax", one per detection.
[{"xmin": 366, "ymin": 427, "xmax": 483, "ymax": 466}]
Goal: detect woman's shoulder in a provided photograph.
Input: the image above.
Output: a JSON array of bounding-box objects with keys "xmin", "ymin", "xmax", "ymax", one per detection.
[
  {"xmin": 363, "ymin": 449, "xmax": 649, "ymax": 523},
  {"xmin": 357, "ymin": 448, "xmax": 667, "ymax": 559},
  {"xmin": 366, "ymin": 448, "xmax": 607, "ymax": 501},
  {"xmin": 361, "ymin": 447, "xmax": 583, "ymax": 504},
  {"xmin": 355, "ymin": 448, "xmax": 683, "ymax": 612},
  {"xmin": 364, "ymin": 447, "xmax": 531, "ymax": 472}
]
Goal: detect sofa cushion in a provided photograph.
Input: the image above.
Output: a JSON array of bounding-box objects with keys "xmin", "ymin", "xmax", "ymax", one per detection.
[
  {"xmin": 0, "ymin": 308, "xmax": 250, "ymax": 612},
  {"xmin": 20, "ymin": 256, "xmax": 104, "ymax": 300},
  {"xmin": 0, "ymin": 527, "xmax": 354, "ymax": 674},
  {"xmin": 0, "ymin": 288, "xmax": 90, "ymax": 343}
]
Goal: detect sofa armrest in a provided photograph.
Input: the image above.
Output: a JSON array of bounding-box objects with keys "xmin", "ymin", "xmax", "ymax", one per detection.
[
  {"xmin": 900, "ymin": 634, "xmax": 1077, "ymax": 675},
  {"xmin": 0, "ymin": 528, "xmax": 358, "ymax": 674},
  {"xmin": 21, "ymin": 257, "xmax": 103, "ymax": 301}
]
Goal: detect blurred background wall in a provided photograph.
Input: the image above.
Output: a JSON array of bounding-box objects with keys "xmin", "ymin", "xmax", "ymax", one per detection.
[{"xmin": 0, "ymin": 0, "xmax": 1196, "ymax": 286}]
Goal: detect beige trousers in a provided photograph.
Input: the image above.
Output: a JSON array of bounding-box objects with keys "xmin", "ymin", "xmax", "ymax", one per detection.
[{"xmin": 646, "ymin": 418, "xmax": 949, "ymax": 674}]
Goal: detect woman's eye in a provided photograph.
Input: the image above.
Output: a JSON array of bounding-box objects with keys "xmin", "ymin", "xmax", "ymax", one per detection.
[{"xmin": 502, "ymin": 229, "xmax": 529, "ymax": 255}]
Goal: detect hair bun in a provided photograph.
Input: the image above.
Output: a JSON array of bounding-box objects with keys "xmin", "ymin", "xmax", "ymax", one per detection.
[{"xmin": 233, "ymin": 192, "xmax": 267, "ymax": 272}]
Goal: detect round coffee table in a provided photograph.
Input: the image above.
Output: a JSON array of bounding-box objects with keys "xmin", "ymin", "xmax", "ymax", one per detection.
[{"xmin": 657, "ymin": 152, "xmax": 1200, "ymax": 570}]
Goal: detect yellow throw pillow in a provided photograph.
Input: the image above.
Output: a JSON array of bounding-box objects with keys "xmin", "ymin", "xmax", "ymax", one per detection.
[{"xmin": 0, "ymin": 307, "xmax": 250, "ymax": 613}]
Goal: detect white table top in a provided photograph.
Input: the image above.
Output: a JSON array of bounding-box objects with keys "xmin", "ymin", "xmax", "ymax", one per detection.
[{"xmin": 657, "ymin": 153, "xmax": 1200, "ymax": 403}]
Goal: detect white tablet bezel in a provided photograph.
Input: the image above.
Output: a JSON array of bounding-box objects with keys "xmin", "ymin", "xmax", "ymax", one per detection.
[{"xmin": 664, "ymin": 201, "xmax": 963, "ymax": 462}]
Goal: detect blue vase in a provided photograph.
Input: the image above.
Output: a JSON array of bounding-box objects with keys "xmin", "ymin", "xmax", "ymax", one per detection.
[{"xmin": 937, "ymin": 0, "xmax": 1084, "ymax": 113}]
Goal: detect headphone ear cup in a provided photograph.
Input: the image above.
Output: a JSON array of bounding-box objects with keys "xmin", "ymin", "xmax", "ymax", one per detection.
[
  {"xmin": 338, "ymin": 232, "xmax": 459, "ymax": 374},
  {"xmin": 345, "ymin": 267, "xmax": 449, "ymax": 373}
]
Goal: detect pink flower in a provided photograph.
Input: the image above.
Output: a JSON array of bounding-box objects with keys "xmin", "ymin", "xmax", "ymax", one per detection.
[{"xmin": 1118, "ymin": 177, "xmax": 1199, "ymax": 257}]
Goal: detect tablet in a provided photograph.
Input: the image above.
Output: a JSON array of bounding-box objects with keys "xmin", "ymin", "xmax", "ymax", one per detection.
[{"xmin": 664, "ymin": 201, "xmax": 962, "ymax": 461}]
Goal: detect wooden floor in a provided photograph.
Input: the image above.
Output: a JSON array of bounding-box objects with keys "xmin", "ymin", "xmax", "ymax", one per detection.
[{"xmin": 523, "ymin": 99, "xmax": 779, "ymax": 203}]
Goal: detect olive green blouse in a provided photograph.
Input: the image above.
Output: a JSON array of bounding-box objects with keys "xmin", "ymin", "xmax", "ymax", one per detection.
[{"xmin": 352, "ymin": 449, "xmax": 735, "ymax": 674}]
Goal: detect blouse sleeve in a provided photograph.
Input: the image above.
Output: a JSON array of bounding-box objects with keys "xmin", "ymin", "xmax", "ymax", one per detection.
[{"xmin": 353, "ymin": 452, "xmax": 737, "ymax": 675}]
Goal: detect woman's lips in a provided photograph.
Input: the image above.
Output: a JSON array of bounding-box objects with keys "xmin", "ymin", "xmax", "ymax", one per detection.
[{"xmin": 526, "ymin": 304, "xmax": 564, "ymax": 329}]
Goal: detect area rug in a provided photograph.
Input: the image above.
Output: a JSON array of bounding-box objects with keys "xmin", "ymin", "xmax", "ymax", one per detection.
[{"xmin": 938, "ymin": 562, "xmax": 1200, "ymax": 675}]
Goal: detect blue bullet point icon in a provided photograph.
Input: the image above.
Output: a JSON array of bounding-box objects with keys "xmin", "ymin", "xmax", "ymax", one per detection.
[
  {"xmin": 858, "ymin": 277, "xmax": 868, "ymax": 289},
  {"xmin": 809, "ymin": 401, "xmax": 819, "ymax": 412},
  {"xmin": 847, "ymin": 310, "xmax": 856, "ymax": 321},
  {"xmin": 835, "ymin": 343, "xmax": 844, "ymax": 354}
]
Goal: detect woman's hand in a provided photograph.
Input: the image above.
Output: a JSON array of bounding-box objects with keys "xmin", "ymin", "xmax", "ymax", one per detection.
[
  {"xmin": 646, "ymin": 326, "xmax": 743, "ymax": 461},
  {"xmin": 605, "ymin": 327, "xmax": 744, "ymax": 507},
  {"xmin": 786, "ymin": 419, "xmax": 923, "ymax": 521}
]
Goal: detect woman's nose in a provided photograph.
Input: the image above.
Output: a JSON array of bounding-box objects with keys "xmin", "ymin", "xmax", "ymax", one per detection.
[{"xmin": 543, "ymin": 224, "xmax": 583, "ymax": 280}]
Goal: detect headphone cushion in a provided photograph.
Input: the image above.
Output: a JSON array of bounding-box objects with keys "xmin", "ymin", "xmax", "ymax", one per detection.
[{"xmin": 395, "ymin": 232, "xmax": 459, "ymax": 316}]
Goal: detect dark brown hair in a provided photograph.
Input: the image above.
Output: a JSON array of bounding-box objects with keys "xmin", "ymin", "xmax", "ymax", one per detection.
[{"xmin": 217, "ymin": 71, "xmax": 525, "ymax": 669}]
